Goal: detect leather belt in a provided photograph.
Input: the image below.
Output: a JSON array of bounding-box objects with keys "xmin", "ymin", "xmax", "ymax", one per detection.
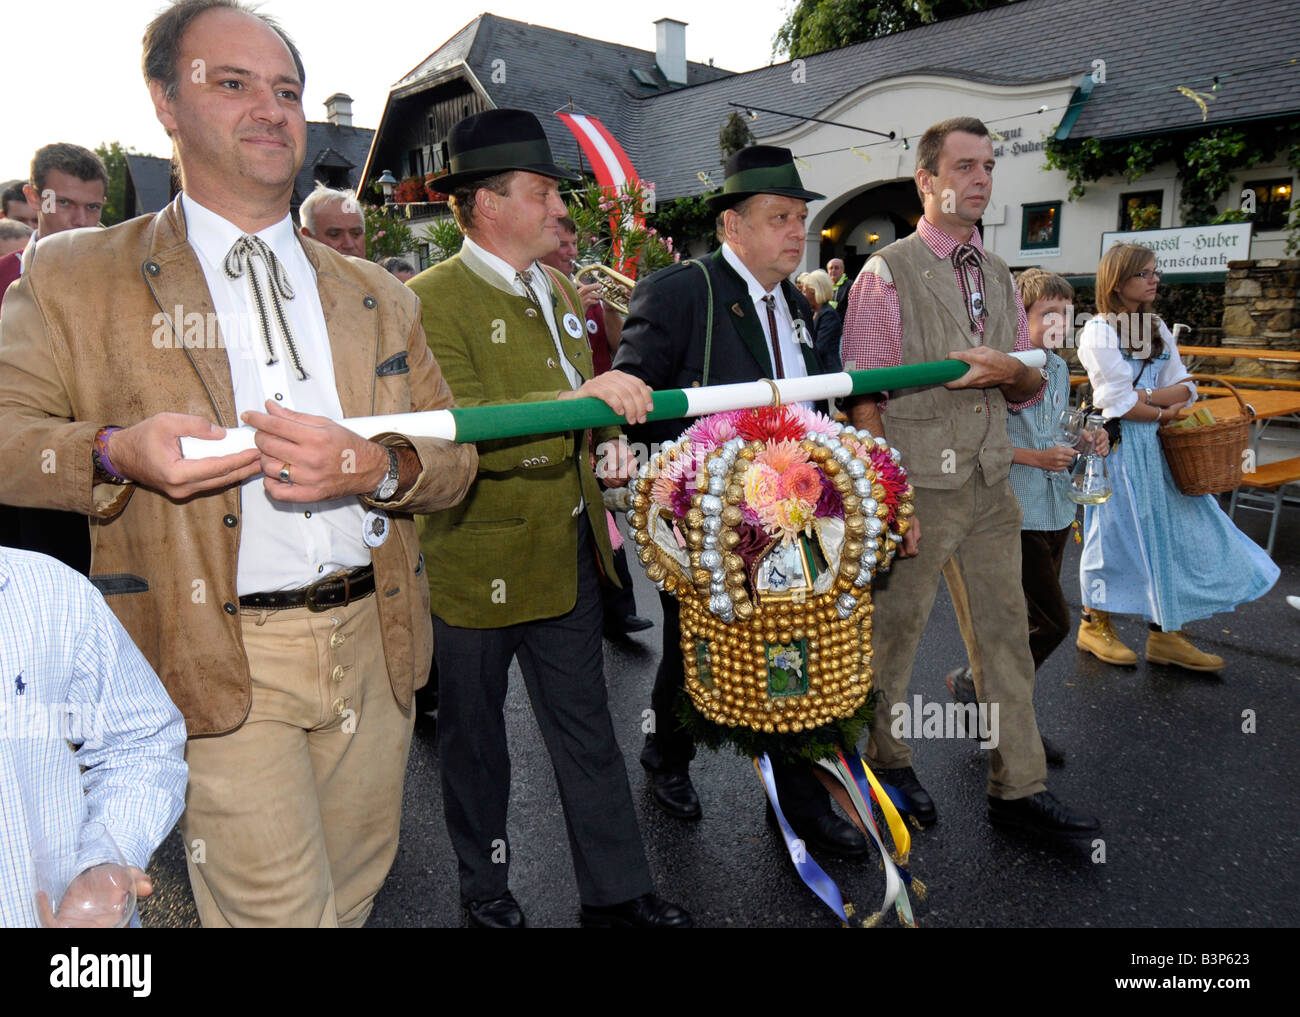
[{"xmin": 238, "ymin": 564, "xmax": 375, "ymax": 613}]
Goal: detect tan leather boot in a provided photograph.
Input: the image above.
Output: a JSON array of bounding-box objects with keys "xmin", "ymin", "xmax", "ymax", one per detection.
[
  {"xmin": 1145, "ymin": 630, "xmax": 1225, "ymax": 672},
  {"xmin": 1076, "ymin": 610, "xmax": 1138, "ymax": 666}
]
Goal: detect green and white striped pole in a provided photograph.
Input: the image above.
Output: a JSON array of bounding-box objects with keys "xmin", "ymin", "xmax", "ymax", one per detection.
[{"xmin": 181, "ymin": 352, "xmax": 1045, "ymax": 458}]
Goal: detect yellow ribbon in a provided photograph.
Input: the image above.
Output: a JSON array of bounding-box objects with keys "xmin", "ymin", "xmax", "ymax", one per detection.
[
  {"xmin": 855, "ymin": 756, "xmax": 912, "ymax": 866},
  {"xmin": 1176, "ymin": 85, "xmax": 1215, "ymax": 121}
]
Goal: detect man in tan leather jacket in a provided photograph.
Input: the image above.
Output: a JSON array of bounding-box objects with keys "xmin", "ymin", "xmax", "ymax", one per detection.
[{"xmin": 0, "ymin": 0, "xmax": 476, "ymax": 925}]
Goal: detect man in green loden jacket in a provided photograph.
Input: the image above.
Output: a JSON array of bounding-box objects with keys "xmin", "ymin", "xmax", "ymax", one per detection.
[{"xmin": 408, "ymin": 109, "xmax": 691, "ymax": 929}]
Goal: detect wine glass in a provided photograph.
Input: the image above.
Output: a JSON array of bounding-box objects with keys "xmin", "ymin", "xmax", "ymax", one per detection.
[
  {"xmin": 31, "ymin": 821, "xmax": 138, "ymax": 928},
  {"xmin": 1057, "ymin": 407, "xmax": 1086, "ymax": 447}
]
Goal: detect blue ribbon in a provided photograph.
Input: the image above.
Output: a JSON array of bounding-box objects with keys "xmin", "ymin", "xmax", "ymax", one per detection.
[{"xmin": 753, "ymin": 753, "xmax": 853, "ymax": 925}]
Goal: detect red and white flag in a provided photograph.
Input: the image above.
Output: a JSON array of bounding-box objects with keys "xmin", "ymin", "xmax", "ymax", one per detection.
[{"xmin": 556, "ymin": 112, "xmax": 651, "ymax": 277}]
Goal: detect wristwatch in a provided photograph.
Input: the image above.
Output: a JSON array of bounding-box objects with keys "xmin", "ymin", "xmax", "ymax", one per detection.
[
  {"xmin": 372, "ymin": 446, "xmax": 400, "ymax": 501},
  {"xmin": 1143, "ymin": 388, "xmax": 1154, "ymax": 403}
]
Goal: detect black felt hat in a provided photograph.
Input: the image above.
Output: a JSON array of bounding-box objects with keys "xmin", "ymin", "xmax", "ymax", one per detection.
[
  {"xmin": 431, "ymin": 108, "xmax": 581, "ymax": 191},
  {"xmin": 707, "ymin": 145, "xmax": 825, "ymax": 212}
]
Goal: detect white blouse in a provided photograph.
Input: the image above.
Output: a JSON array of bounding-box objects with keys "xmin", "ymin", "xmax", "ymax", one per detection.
[{"xmin": 1077, "ymin": 316, "xmax": 1197, "ymax": 419}]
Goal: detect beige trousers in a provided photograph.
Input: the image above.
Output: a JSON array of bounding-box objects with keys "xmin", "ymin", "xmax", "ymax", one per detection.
[
  {"xmin": 863, "ymin": 472, "xmax": 1047, "ymax": 799},
  {"xmin": 181, "ymin": 594, "xmax": 414, "ymax": 927}
]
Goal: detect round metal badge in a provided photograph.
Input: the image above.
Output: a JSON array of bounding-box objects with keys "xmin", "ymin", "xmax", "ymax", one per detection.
[
  {"xmin": 362, "ymin": 509, "xmax": 390, "ymax": 548},
  {"xmin": 562, "ymin": 312, "xmax": 584, "ymax": 338}
]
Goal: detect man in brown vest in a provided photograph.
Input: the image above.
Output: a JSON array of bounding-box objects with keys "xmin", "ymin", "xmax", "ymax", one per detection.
[{"xmin": 841, "ymin": 117, "xmax": 1099, "ymax": 841}]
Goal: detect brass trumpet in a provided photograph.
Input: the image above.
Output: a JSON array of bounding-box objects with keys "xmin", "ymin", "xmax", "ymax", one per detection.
[{"xmin": 575, "ymin": 262, "xmax": 635, "ymax": 316}]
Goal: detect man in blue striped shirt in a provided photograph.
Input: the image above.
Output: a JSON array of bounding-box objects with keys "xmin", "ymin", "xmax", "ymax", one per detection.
[{"xmin": 0, "ymin": 546, "xmax": 186, "ymax": 927}]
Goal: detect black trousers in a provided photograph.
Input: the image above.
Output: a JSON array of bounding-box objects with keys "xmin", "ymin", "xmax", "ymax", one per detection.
[
  {"xmin": 433, "ymin": 516, "xmax": 652, "ymax": 907},
  {"xmin": 602, "ymin": 546, "xmax": 638, "ymax": 624},
  {"xmin": 642, "ymin": 591, "xmax": 832, "ymax": 821},
  {"xmin": 0, "ymin": 505, "xmax": 90, "ymax": 575},
  {"xmin": 1021, "ymin": 526, "xmax": 1073, "ymax": 671}
]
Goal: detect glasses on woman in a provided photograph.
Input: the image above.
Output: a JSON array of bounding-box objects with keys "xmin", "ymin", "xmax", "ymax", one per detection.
[{"xmin": 1132, "ymin": 268, "xmax": 1162, "ymax": 280}]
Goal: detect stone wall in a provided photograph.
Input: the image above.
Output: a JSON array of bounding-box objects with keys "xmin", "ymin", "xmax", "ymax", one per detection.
[{"xmin": 1216, "ymin": 259, "xmax": 1300, "ymax": 379}]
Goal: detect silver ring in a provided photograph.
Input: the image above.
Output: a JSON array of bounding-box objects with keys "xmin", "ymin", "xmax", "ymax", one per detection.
[{"xmin": 278, "ymin": 464, "xmax": 292, "ymax": 484}]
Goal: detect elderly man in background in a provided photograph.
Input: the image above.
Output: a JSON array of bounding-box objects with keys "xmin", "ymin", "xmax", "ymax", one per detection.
[
  {"xmin": 826, "ymin": 257, "xmax": 851, "ymax": 309},
  {"xmin": 299, "ymin": 184, "xmax": 366, "ymax": 259}
]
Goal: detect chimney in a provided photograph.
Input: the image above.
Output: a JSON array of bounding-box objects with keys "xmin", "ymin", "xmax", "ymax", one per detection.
[
  {"xmin": 324, "ymin": 92, "xmax": 353, "ymax": 127},
  {"xmin": 655, "ymin": 18, "xmax": 687, "ymax": 86}
]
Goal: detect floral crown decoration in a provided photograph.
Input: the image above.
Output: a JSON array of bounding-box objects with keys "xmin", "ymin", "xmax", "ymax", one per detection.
[{"xmin": 628, "ymin": 404, "xmax": 913, "ymax": 762}]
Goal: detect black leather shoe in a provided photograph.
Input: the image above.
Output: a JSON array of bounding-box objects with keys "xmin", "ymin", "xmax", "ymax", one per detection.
[
  {"xmin": 765, "ymin": 803, "xmax": 868, "ymax": 859},
  {"xmin": 580, "ymin": 893, "xmax": 693, "ymax": 928},
  {"xmin": 643, "ymin": 766, "xmax": 702, "ymax": 820},
  {"xmin": 1041, "ymin": 734, "xmax": 1066, "ymax": 767},
  {"xmin": 464, "ymin": 892, "xmax": 526, "ymax": 928},
  {"xmin": 875, "ymin": 766, "xmax": 938, "ymax": 827},
  {"xmin": 604, "ymin": 615, "xmax": 655, "ymax": 640},
  {"xmin": 988, "ymin": 791, "xmax": 1100, "ymax": 840}
]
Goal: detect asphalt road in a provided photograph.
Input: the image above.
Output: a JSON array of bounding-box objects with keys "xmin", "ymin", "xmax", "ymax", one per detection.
[{"xmin": 139, "ymin": 503, "xmax": 1300, "ymax": 929}]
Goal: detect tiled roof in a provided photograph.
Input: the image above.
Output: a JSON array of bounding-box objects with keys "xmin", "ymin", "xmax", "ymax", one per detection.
[
  {"xmin": 626, "ymin": 0, "xmax": 1300, "ymax": 199},
  {"xmin": 368, "ymin": 1, "xmax": 1300, "ymax": 202},
  {"xmin": 394, "ymin": 13, "xmax": 733, "ymax": 177},
  {"xmin": 294, "ymin": 122, "xmax": 375, "ymax": 206}
]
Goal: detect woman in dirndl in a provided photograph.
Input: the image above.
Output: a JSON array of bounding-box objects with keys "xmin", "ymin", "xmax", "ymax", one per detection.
[{"xmin": 1075, "ymin": 243, "xmax": 1278, "ymax": 672}]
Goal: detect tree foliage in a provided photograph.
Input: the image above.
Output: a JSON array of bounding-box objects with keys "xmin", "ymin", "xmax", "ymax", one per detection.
[
  {"xmin": 719, "ymin": 112, "xmax": 755, "ymax": 164},
  {"xmin": 774, "ymin": 0, "xmax": 1017, "ymax": 59},
  {"xmin": 94, "ymin": 141, "xmax": 143, "ymax": 227},
  {"xmin": 647, "ymin": 193, "xmax": 719, "ymax": 254}
]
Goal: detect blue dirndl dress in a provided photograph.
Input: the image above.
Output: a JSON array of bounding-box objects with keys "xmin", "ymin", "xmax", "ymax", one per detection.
[{"xmin": 1079, "ymin": 358, "xmax": 1279, "ymax": 631}]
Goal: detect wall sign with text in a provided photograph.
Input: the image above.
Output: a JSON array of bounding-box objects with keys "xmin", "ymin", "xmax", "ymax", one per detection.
[{"xmin": 1099, "ymin": 224, "xmax": 1252, "ymax": 277}]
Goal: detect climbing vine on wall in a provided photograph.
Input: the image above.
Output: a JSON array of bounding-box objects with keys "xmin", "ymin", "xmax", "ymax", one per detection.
[{"xmin": 1044, "ymin": 119, "xmax": 1300, "ymax": 245}]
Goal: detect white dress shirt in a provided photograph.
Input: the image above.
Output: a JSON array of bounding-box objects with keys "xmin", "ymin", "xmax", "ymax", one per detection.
[
  {"xmin": 460, "ymin": 236, "xmax": 582, "ymax": 390},
  {"xmin": 720, "ymin": 242, "xmax": 809, "ymax": 382},
  {"xmin": 181, "ymin": 194, "xmax": 370, "ymax": 594},
  {"xmin": 1077, "ymin": 316, "xmax": 1197, "ymax": 419}
]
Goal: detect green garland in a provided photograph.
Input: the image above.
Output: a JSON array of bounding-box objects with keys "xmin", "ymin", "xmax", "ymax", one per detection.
[{"xmin": 675, "ymin": 691, "xmax": 876, "ymax": 767}]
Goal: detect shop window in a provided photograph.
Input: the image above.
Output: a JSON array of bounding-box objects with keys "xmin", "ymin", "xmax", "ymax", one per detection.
[
  {"xmin": 1119, "ymin": 190, "xmax": 1162, "ymax": 231},
  {"xmin": 1244, "ymin": 178, "xmax": 1293, "ymax": 231},
  {"xmin": 1020, "ymin": 201, "xmax": 1061, "ymax": 249}
]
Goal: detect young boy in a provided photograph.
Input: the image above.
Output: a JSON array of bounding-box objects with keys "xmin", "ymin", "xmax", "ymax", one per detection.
[{"xmin": 942, "ymin": 269, "xmax": 1107, "ymax": 766}]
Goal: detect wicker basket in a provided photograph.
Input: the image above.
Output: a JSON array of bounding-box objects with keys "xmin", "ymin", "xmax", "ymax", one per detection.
[{"xmin": 1158, "ymin": 374, "xmax": 1254, "ymax": 496}]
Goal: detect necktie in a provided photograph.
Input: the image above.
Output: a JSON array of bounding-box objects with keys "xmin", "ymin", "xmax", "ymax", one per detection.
[
  {"xmin": 516, "ymin": 270, "xmax": 542, "ymax": 307},
  {"xmin": 762, "ymin": 294, "xmax": 786, "ymax": 379},
  {"xmin": 951, "ymin": 243, "xmax": 985, "ymax": 335},
  {"xmin": 224, "ymin": 234, "xmax": 307, "ymax": 379}
]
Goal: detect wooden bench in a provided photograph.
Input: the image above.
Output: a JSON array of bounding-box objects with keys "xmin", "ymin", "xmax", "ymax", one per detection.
[
  {"xmin": 1180, "ymin": 345, "xmax": 1300, "ymax": 363},
  {"xmin": 1195, "ymin": 375, "xmax": 1300, "ymax": 392},
  {"xmin": 1229, "ymin": 455, "xmax": 1300, "ymax": 557}
]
